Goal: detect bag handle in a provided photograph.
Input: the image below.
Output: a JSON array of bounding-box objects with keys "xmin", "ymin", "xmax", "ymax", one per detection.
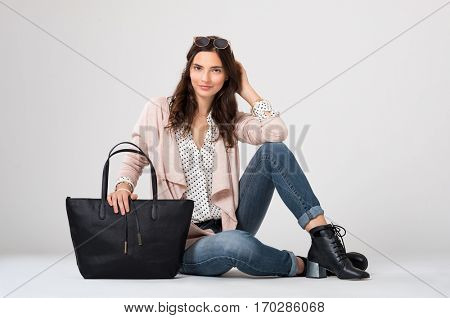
[{"xmin": 99, "ymin": 141, "xmax": 158, "ymax": 220}]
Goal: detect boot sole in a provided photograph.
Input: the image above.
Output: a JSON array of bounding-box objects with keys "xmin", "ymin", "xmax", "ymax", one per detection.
[{"xmin": 305, "ymin": 260, "xmax": 370, "ymax": 280}]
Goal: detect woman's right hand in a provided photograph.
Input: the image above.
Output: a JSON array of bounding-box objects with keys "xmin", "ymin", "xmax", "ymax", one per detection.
[{"xmin": 107, "ymin": 184, "xmax": 139, "ymax": 215}]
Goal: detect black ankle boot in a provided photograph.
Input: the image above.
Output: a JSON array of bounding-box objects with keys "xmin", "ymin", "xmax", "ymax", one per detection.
[
  {"xmin": 306, "ymin": 223, "xmax": 370, "ymax": 279},
  {"xmin": 296, "ymin": 251, "xmax": 368, "ymax": 277}
]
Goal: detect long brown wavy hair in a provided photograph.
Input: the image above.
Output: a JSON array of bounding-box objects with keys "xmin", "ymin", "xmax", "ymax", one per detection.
[{"xmin": 164, "ymin": 35, "xmax": 242, "ymax": 149}]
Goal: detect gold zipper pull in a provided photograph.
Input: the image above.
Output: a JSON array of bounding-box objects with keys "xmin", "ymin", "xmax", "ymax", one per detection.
[
  {"xmin": 123, "ymin": 240, "xmax": 128, "ymax": 254},
  {"xmin": 137, "ymin": 233, "xmax": 143, "ymax": 246}
]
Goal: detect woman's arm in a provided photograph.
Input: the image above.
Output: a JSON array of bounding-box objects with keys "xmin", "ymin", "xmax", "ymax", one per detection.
[
  {"xmin": 115, "ymin": 100, "xmax": 158, "ymax": 190},
  {"xmin": 234, "ymin": 61, "xmax": 288, "ymax": 145},
  {"xmin": 236, "ymin": 61, "xmax": 262, "ymax": 107},
  {"xmin": 236, "ymin": 60, "xmax": 278, "ymax": 117}
]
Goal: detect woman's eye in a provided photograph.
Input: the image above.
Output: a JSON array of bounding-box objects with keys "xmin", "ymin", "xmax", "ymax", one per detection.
[
  {"xmin": 213, "ymin": 69, "xmax": 221, "ymax": 73},
  {"xmin": 193, "ymin": 66, "xmax": 200, "ymax": 70}
]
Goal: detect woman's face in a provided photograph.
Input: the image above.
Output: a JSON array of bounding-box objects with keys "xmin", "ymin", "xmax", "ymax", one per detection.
[{"xmin": 189, "ymin": 51, "xmax": 228, "ymax": 100}]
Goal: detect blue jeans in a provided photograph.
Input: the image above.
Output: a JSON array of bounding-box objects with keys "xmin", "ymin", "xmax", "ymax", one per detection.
[{"xmin": 179, "ymin": 142, "xmax": 324, "ymax": 277}]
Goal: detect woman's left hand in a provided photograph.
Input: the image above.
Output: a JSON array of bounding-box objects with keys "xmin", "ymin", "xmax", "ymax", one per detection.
[
  {"xmin": 235, "ymin": 60, "xmax": 250, "ymax": 94},
  {"xmin": 235, "ymin": 60, "xmax": 262, "ymax": 107}
]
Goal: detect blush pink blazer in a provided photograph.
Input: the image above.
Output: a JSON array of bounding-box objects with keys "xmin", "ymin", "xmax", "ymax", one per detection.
[{"xmin": 117, "ymin": 96, "xmax": 288, "ymax": 249}]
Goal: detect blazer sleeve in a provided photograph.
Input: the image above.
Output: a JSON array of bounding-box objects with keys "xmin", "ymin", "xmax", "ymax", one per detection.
[
  {"xmin": 234, "ymin": 109, "xmax": 288, "ymax": 145},
  {"xmin": 116, "ymin": 99, "xmax": 160, "ymax": 189}
]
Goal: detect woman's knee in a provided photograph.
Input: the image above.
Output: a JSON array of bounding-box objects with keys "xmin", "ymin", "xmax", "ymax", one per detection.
[
  {"xmin": 258, "ymin": 142, "xmax": 294, "ymax": 164},
  {"xmin": 258, "ymin": 142, "xmax": 296, "ymax": 172},
  {"xmin": 259, "ymin": 141, "xmax": 291, "ymax": 155},
  {"xmin": 180, "ymin": 230, "xmax": 258, "ymax": 276},
  {"xmin": 215, "ymin": 230, "xmax": 260, "ymax": 258}
]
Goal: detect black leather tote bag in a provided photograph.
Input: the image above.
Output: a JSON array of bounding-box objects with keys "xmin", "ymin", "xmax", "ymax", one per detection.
[{"xmin": 66, "ymin": 141, "xmax": 194, "ymax": 279}]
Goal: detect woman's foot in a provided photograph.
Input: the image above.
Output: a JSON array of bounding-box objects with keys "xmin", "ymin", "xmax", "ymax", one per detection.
[
  {"xmin": 295, "ymin": 252, "xmax": 368, "ymax": 277},
  {"xmin": 295, "ymin": 256, "xmax": 305, "ymax": 276},
  {"xmin": 306, "ymin": 223, "xmax": 370, "ymax": 279},
  {"xmin": 305, "ymin": 214, "xmax": 328, "ymax": 232}
]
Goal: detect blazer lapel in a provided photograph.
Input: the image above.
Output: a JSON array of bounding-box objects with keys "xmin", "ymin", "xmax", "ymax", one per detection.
[
  {"xmin": 211, "ymin": 130, "xmax": 233, "ymax": 202},
  {"xmin": 160, "ymin": 100, "xmax": 187, "ymax": 191}
]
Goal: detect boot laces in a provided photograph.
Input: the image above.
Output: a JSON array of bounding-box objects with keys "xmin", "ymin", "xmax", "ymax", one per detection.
[{"xmin": 329, "ymin": 222, "xmax": 347, "ymax": 262}]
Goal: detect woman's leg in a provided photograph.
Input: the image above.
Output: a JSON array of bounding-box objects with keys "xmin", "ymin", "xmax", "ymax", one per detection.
[
  {"xmin": 233, "ymin": 141, "xmax": 326, "ymax": 276},
  {"xmin": 236, "ymin": 141, "xmax": 326, "ymax": 234},
  {"xmin": 180, "ymin": 141, "xmax": 324, "ymax": 277},
  {"xmin": 231, "ymin": 142, "xmax": 369, "ymax": 280},
  {"xmin": 179, "ymin": 230, "xmax": 298, "ymax": 277}
]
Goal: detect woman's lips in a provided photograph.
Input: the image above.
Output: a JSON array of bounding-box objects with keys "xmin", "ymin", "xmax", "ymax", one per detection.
[{"xmin": 199, "ymin": 85, "xmax": 212, "ymax": 90}]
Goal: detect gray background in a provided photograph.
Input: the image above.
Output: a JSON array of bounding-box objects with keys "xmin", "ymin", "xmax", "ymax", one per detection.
[{"xmin": 1, "ymin": 0, "xmax": 449, "ymax": 297}]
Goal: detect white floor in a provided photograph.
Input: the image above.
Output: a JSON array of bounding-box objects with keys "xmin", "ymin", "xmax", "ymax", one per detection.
[{"xmin": 1, "ymin": 251, "xmax": 449, "ymax": 298}]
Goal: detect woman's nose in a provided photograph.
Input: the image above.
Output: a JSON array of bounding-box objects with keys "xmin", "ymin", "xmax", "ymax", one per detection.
[{"xmin": 201, "ymin": 71, "xmax": 211, "ymax": 82}]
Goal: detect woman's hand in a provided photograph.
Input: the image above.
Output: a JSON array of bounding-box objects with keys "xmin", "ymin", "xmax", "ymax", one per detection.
[
  {"xmin": 107, "ymin": 184, "xmax": 138, "ymax": 215},
  {"xmin": 235, "ymin": 60, "xmax": 262, "ymax": 106},
  {"xmin": 235, "ymin": 60, "xmax": 251, "ymax": 96}
]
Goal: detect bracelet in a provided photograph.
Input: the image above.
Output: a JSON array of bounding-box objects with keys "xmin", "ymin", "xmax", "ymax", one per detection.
[
  {"xmin": 116, "ymin": 188, "xmax": 132, "ymax": 194},
  {"xmin": 115, "ymin": 181, "xmax": 133, "ymax": 192},
  {"xmin": 114, "ymin": 176, "xmax": 134, "ymax": 192}
]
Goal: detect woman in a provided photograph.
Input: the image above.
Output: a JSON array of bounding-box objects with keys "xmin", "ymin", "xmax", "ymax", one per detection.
[{"xmin": 107, "ymin": 35, "xmax": 370, "ymax": 279}]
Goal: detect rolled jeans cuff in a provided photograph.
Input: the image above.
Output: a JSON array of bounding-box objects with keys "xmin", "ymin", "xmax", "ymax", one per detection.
[
  {"xmin": 286, "ymin": 250, "xmax": 298, "ymax": 277},
  {"xmin": 297, "ymin": 205, "xmax": 325, "ymax": 229}
]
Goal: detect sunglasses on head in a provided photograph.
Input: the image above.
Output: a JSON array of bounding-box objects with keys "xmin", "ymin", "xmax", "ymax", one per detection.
[{"xmin": 193, "ymin": 36, "xmax": 230, "ymax": 50}]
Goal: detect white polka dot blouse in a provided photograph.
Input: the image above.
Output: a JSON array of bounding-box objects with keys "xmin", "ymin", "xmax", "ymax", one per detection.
[{"xmin": 173, "ymin": 99, "xmax": 280, "ymax": 224}]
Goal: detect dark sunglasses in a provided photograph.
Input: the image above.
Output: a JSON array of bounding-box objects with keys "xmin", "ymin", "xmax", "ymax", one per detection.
[{"xmin": 193, "ymin": 36, "xmax": 230, "ymax": 50}]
